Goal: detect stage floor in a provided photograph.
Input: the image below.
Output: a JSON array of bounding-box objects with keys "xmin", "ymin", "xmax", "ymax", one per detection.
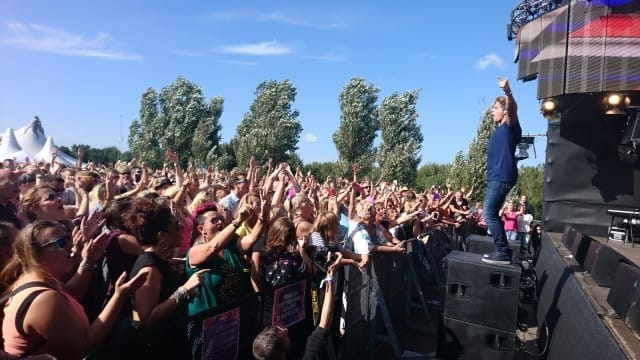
[{"xmin": 546, "ymin": 231, "xmax": 640, "ymax": 359}]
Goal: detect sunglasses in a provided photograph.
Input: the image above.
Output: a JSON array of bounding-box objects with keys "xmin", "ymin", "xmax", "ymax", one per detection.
[
  {"xmin": 235, "ymin": 178, "xmax": 248, "ymax": 185},
  {"xmin": 39, "ymin": 235, "xmax": 70, "ymax": 249},
  {"xmin": 209, "ymin": 216, "xmax": 225, "ymax": 224},
  {"xmin": 42, "ymin": 193, "xmax": 60, "ymax": 202}
]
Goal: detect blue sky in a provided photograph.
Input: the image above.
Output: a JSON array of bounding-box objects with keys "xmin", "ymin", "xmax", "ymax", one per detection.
[{"xmin": 0, "ymin": 1, "xmax": 548, "ymax": 167}]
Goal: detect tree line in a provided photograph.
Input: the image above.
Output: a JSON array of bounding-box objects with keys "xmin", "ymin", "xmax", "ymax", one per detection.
[{"xmin": 61, "ymin": 75, "xmax": 544, "ymax": 217}]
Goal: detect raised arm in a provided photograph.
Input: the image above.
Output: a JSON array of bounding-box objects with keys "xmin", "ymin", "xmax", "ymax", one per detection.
[{"xmin": 499, "ymin": 78, "xmax": 519, "ymax": 127}]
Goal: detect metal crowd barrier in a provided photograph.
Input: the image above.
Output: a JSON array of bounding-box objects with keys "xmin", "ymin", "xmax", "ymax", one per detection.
[{"xmin": 85, "ymin": 230, "xmax": 452, "ymax": 359}]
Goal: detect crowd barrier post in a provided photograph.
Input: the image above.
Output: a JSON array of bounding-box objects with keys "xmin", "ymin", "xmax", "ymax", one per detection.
[{"xmin": 403, "ymin": 239, "xmax": 436, "ymax": 335}]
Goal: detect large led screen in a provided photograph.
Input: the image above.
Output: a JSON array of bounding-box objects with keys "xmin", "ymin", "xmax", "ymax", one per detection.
[{"xmin": 515, "ymin": 0, "xmax": 640, "ymax": 99}]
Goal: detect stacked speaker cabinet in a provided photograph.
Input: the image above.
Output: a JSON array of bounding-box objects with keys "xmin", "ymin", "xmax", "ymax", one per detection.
[
  {"xmin": 439, "ymin": 251, "xmax": 521, "ymax": 359},
  {"xmin": 607, "ymin": 262, "xmax": 640, "ymax": 334}
]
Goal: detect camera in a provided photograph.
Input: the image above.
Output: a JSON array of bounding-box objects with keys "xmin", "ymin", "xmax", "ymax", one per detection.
[{"xmin": 309, "ymin": 243, "xmax": 341, "ymax": 273}]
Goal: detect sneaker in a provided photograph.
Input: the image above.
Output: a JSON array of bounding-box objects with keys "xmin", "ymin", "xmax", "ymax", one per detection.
[{"xmin": 481, "ymin": 252, "xmax": 511, "ymax": 265}]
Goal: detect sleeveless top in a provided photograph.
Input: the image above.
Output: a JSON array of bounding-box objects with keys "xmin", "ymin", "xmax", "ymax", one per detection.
[{"xmin": 2, "ymin": 283, "xmax": 88, "ymax": 357}]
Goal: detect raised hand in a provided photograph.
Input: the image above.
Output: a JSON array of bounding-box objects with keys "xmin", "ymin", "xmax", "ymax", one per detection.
[
  {"xmin": 81, "ymin": 231, "xmax": 111, "ymax": 266},
  {"xmin": 183, "ymin": 269, "xmax": 210, "ymax": 293},
  {"xmin": 114, "ymin": 271, "xmax": 148, "ymax": 298}
]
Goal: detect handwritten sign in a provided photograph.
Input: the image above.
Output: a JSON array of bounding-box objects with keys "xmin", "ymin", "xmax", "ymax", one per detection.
[
  {"xmin": 272, "ymin": 280, "xmax": 306, "ymax": 328},
  {"xmin": 202, "ymin": 307, "xmax": 240, "ymax": 360}
]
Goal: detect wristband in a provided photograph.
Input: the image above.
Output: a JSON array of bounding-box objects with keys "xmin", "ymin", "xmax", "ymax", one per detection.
[
  {"xmin": 170, "ymin": 286, "xmax": 189, "ymax": 304},
  {"xmin": 320, "ymin": 276, "xmax": 334, "ymax": 289},
  {"xmin": 80, "ymin": 261, "xmax": 96, "ymax": 271},
  {"xmin": 231, "ymin": 219, "xmax": 241, "ymax": 229}
]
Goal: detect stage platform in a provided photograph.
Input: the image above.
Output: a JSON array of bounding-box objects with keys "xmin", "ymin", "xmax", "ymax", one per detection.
[{"xmin": 537, "ymin": 231, "xmax": 640, "ymax": 359}]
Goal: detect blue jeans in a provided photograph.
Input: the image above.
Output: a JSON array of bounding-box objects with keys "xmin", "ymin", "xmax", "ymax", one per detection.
[{"xmin": 484, "ymin": 180, "xmax": 513, "ymax": 256}]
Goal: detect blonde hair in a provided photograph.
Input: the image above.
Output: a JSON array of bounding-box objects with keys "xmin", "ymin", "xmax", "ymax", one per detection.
[
  {"xmin": 21, "ymin": 185, "xmax": 54, "ymax": 222},
  {"xmin": 356, "ymin": 199, "xmax": 374, "ymax": 220},
  {"xmin": 188, "ymin": 190, "xmax": 218, "ymax": 214},
  {"xmin": 0, "ymin": 220, "xmax": 64, "ymax": 286}
]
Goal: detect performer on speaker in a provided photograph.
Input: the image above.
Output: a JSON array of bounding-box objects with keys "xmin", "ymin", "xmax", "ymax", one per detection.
[{"xmin": 482, "ymin": 78, "xmax": 522, "ymax": 265}]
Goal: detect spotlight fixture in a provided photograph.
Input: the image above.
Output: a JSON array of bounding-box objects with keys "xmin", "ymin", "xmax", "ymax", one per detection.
[
  {"xmin": 604, "ymin": 93, "xmax": 631, "ymax": 115},
  {"xmin": 540, "ymin": 98, "xmax": 559, "ymax": 120},
  {"xmin": 515, "ymin": 136, "xmax": 536, "ymax": 161}
]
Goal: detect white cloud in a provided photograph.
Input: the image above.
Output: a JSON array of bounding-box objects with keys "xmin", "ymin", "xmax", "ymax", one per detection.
[
  {"xmin": 216, "ymin": 59, "xmax": 258, "ymax": 66},
  {"xmin": 219, "ymin": 40, "xmax": 292, "ymax": 56},
  {"xmin": 206, "ymin": 11, "xmax": 345, "ymax": 30},
  {"xmin": 2, "ymin": 21, "xmax": 141, "ymax": 60},
  {"xmin": 302, "ymin": 52, "xmax": 348, "ymax": 62},
  {"xmin": 303, "ymin": 133, "xmax": 318, "ymax": 142},
  {"xmin": 474, "ymin": 53, "xmax": 505, "ymax": 70}
]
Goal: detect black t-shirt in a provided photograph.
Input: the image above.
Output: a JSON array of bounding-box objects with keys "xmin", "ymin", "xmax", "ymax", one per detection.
[
  {"xmin": 0, "ymin": 202, "xmax": 21, "ymax": 229},
  {"xmin": 302, "ymin": 326, "xmax": 330, "ymax": 359},
  {"xmin": 450, "ymin": 197, "xmax": 469, "ymax": 219}
]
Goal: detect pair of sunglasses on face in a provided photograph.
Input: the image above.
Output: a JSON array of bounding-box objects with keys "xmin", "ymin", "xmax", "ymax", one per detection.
[
  {"xmin": 39, "ymin": 235, "xmax": 70, "ymax": 249},
  {"xmin": 42, "ymin": 193, "xmax": 61, "ymax": 202},
  {"xmin": 209, "ymin": 216, "xmax": 225, "ymax": 224}
]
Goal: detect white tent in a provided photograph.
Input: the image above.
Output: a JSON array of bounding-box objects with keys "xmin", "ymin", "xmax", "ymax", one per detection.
[
  {"xmin": 0, "ymin": 128, "xmax": 29, "ymax": 162},
  {"xmin": 34, "ymin": 136, "xmax": 76, "ymax": 166},
  {"xmin": 14, "ymin": 117, "xmax": 48, "ymax": 158}
]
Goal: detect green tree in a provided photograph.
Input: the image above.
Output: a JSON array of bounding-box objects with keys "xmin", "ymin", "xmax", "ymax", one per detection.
[
  {"xmin": 191, "ymin": 96, "xmax": 224, "ymax": 167},
  {"xmin": 304, "ymin": 161, "xmax": 340, "ymax": 184},
  {"xmin": 128, "ymin": 77, "xmax": 224, "ymax": 169},
  {"xmin": 416, "ymin": 163, "xmax": 451, "ymax": 192},
  {"xmin": 159, "ymin": 77, "xmax": 211, "ymax": 166},
  {"xmin": 377, "ymin": 90, "xmax": 423, "ymax": 186},
  {"xmin": 332, "ymin": 78, "xmax": 380, "ymax": 177},
  {"xmin": 514, "ymin": 164, "xmax": 544, "ymax": 219},
  {"xmin": 211, "ymin": 142, "xmax": 237, "ymax": 171},
  {"xmin": 448, "ymin": 107, "xmax": 496, "ymax": 202},
  {"xmin": 232, "ymin": 80, "xmax": 302, "ymax": 167},
  {"xmin": 128, "ymin": 88, "xmax": 164, "ymax": 169}
]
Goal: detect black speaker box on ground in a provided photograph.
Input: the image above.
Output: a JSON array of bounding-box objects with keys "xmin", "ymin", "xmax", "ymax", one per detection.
[
  {"xmin": 561, "ymin": 225, "xmax": 579, "ymax": 249},
  {"xmin": 583, "ymin": 240, "xmax": 601, "ymax": 273},
  {"xmin": 444, "ymin": 251, "xmax": 521, "ymax": 332},
  {"xmin": 570, "ymin": 232, "xmax": 592, "ymax": 265},
  {"xmin": 466, "ymin": 234, "xmax": 521, "ymax": 263},
  {"xmin": 439, "ymin": 317, "xmax": 515, "ymax": 360},
  {"xmin": 586, "ymin": 241, "xmax": 630, "ymax": 287},
  {"xmin": 607, "ymin": 262, "xmax": 640, "ymax": 335}
]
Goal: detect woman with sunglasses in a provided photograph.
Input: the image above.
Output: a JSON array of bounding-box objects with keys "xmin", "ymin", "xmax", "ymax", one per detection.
[
  {"xmin": 21, "ymin": 185, "xmax": 72, "ymax": 224},
  {"xmin": 185, "ymin": 201, "xmax": 267, "ymax": 358},
  {"xmin": 121, "ymin": 198, "xmax": 209, "ymax": 359},
  {"xmin": 0, "ymin": 220, "xmax": 146, "ymax": 359}
]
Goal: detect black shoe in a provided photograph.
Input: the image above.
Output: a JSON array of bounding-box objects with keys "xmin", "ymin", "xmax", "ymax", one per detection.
[{"xmin": 481, "ymin": 252, "xmax": 511, "ymax": 265}]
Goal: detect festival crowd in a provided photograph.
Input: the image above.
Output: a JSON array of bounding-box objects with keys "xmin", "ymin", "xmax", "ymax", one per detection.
[{"xmin": 0, "ymin": 151, "xmax": 539, "ymax": 359}]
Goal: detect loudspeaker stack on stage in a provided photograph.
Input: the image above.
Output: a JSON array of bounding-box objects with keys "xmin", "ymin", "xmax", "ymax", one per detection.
[{"xmin": 438, "ymin": 245, "xmax": 522, "ymax": 360}]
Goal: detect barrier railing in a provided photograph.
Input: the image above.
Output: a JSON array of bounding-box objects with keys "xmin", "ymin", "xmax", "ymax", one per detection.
[{"xmin": 85, "ymin": 230, "xmax": 453, "ymax": 359}]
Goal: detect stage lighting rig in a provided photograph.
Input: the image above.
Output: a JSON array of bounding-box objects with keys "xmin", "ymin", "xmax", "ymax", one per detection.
[
  {"xmin": 508, "ymin": 0, "xmax": 563, "ymax": 41},
  {"xmin": 604, "ymin": 93, "xmax": 631, "ymax": 115},
  {"xmin": 618, "ymin": 110, "xmax": 640, "ymax": 165},
  {"xmin": 515, "ymin": 135, "xmax": 540, "ymax": 161},
  {"xmin": 540, "ymin": 97, "xmax": 561, "ymax": 123}
]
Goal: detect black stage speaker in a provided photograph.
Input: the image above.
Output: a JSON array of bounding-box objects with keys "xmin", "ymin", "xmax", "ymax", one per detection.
[
  {"xmin": 439, "ymin": 317, "xmax": 515, "ymax": 360},
  {"xmin": 607, "ymin": 262, "xmax": 640, "ymax": 334},
  {"xmin": 561, "ymin": 225, "xmax": 580, "ymax": 250},
  {"xmin": 585, "ymin": 241, "xmax": 630, "ymax": 287},
  {"xmin": 466, "ymin": 234, "xmax": 521, "ymax": 263},
  {"xmin": 570, "ymin": 232, "xmax": 592, "ymax": 266},
  {"xmin": 444, "ymin": 251, "xmax": 521, "ymax": 332},
  {"xmin": 583, "ymin": 240, "xmax": 601, "ymax": 273}
]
